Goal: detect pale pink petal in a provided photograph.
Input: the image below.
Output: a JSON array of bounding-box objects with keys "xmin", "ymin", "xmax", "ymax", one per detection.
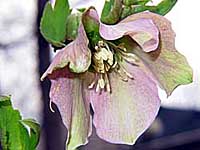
[
  {"xmin": 100, "ymin": 18, "xmax": 159, "ymax": 52},
  {"xmin": 50, "ymin": 68, "xmax": 92, "ymax": 150},
  {"xmin": 122, "ymin": 12, "xmax": 193, "ymax": 96},
  {"xmin": 84, "ymin": 7, "xmax": 159, "ymax": 52},
  {"xmin": 41, "ymin": 24, "xmax": 91, "ymax": 80},
  {"xmin": 85, "ymin": 63, "xmax": 160, "ymax": 144}
]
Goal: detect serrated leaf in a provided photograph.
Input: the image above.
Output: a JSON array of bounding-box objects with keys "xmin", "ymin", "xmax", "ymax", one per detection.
[
  {"xmin": 121, "ymin": 0, "xmax": 177, "ymax": 19},
  {"xmin": 0, "ymin": 96, "xmax": 40, "ymax": 150},
  {"xmin": 101, "ymin": 0, "xmax": 122, "ymax": 24},
  {"xmin": 40, "ymin": 0, "xmax": 71, "ymax": 47}
]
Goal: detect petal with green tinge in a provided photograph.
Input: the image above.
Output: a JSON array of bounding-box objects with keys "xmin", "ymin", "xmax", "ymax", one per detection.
[
  {"xmin": 85, "ymin": 63, "xmax": 160, "ymax": 145},
  {"xmin": 82, "ymin": 7, "xmax": 102, "ymax": 47},
  {"xmin": 121, "ymin": 12, "xmax": 193, "ymax": 96},
  {"xmin": 49, "ymin": 69, "xmax": 91, "ymax": 150},
  {"xmin": 100, "ymin": 17, "xmax": 159, "ymax": 52},
  {"xmin": 41, "ymin": 25, "xmax": 91, "ymax": 80}
]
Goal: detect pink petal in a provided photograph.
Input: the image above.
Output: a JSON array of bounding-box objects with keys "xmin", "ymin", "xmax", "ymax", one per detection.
[
  {"xmin": 41, "ymin": 24, "xmax": 91, "ymax": 80},
  {"xmin": 50, "ymin": 71, "xmax": 92, "ymax": 149},
  {"xmin": 84, "ymin": 6, "xmax": 99, "ymax": 22},
  {"xmin": 122, "ymin": 12, "xmax": 193, "ymax": 96},
  {"xmin": 84, "ymin": 7, "xmax": 159, "ymax": 52},
  {"xmin": 86, "ymin": 63, "xmax": 160, "ymax": 144},
  {"xmin": 100, "ymin": 17, "xmax": 159, "ymax": 52}
]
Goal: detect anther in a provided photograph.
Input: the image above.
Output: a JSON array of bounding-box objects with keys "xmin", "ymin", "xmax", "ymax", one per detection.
[
  {"xmin": 49, "ymin": 100, "xmax": 55, "ymax": 113},
  {"xmin": 88, "ymin": 73, "xmax": 98, "ymax": 89},
  {"xmin": 104, "ymin": 73, "xmax": 111, "ymax": 92}
]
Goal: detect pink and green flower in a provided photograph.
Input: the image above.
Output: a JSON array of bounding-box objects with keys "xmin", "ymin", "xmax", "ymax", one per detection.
[{"xmin": 40, "ymin": 0, "xmax": 192, "ymax": 150}]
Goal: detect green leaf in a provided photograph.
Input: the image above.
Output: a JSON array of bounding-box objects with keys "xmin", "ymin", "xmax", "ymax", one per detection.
[
  {"xmin": 149, "ymin": 0, "xmax": 177, "ymax": 15},
  {"xmin": 20, "ymin": 119, "xmax": 40, "ymax": 150},
  {"xmin": 0, "ymin": 95, "xmax": 11, "ymax": 107},
  {"xmin": 66, "ymin": 13, "xmax": 81, "ymax": 40},
  {"xmin": 122, "ymin": 0, "xmax": 151, "ymax": 6},
  {"xmin": 40, "ymin": 0, "xmax": 71, "ymax": 47},
  {"xmin": 121, "ymin": 0, "xmax": 177, "ymax": 19},
  {"xmin": 0, "ymin": 96, "xmax": 40, "ymax": 150},
  {"xmin": 101, "ymin": 0, "xmax": 122, "ymax": 24}
]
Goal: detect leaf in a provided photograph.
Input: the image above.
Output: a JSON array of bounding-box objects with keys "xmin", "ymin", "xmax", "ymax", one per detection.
[
  {"xmin": 66, "ymin": 13, "xmax": 81, "ymax": 40},
  {"xmin": 150, "ymin": 0, "xmax": 177, "ymax": 15},
  {"xmin": 122, "ymin": 0, "xmax": 151, "ymax": 6},
  {"xmin": 121, "ymin": 0, "xmax": 177, "ymax": 19},
  {"xmin": 101, "ymin": 0, "xmax": 122, "ymax": 24},
  {"xmin": 20, "ymin": 119, "xmax": 40, "ymax": 150},
  {"xmin": 40, "ymin": 0, "xmax": 71, "ymax": 47},
  {"xmin": 0, "ymin": 96, "xmax": 40, "ymax": 150}
]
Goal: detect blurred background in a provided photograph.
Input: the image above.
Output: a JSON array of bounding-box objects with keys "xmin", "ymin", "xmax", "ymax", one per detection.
[{"xmin": 0, "ymin": 0, "xmax": 200, "ymax": 150}]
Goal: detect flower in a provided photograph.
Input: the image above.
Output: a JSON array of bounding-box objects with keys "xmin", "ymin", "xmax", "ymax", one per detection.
[{"xmin": 41, "ymin": 6, "xmax": 192, "ymax": 150}]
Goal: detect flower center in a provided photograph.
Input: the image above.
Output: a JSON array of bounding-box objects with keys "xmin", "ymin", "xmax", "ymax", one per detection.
[
  {"xmin": 92, "ymin": 40, "xmax": 114, "ymax": 73},
  {"xmin": 89, "ymin": 41, "xmax": 139, "ymax": 93}
]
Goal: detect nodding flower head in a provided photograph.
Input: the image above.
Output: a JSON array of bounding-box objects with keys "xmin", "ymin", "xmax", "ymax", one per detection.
[{"xmin": 41, "ymin": 6, "xmax": 193, "ymax": 150}]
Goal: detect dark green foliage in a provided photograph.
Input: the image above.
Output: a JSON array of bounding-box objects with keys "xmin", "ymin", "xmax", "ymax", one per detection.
[
  {"xmin": 101, "ymin": 0, "xmax": 122, "ymax": 24},
  {"xmin": 40, "ymin": 0, "xmax": 71, "ymax": 47},
  {"xmin": 0, "ymin": 96, "xmax": 40, "ymax": 150},
  {"xmin": 121, "ymin": 0, "xmax": 177, "ymax": 19}
]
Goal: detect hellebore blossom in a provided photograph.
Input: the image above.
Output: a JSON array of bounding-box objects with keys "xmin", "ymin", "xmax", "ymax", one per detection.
[{"xmin": 41, "ymin": 5, "xmax": 192, "ymax": 150}]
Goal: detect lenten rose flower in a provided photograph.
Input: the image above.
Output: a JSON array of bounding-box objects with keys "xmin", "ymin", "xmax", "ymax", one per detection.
[{"xmin": 41, "ymin": 7, "xmax": 192, "ymax": 150}]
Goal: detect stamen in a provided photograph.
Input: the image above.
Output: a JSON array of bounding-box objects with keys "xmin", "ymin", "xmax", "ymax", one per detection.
[
  {"xmin": 115, "ymin": 69, "xmax": 128, "ymax": 82},
  {"xmin": 49, "ymin": 100, "xmax": 55, "ymax": 113},
  {"xmin": 120, "ymin": 51, "xmax": 139, "ymax": 60},
  {"xmin": 118, "ymin": 63, "xmax": 134, "ymax": 79},
  {"xmin": 114, "ymin": 63, "xmax": 134, "ymax": 82},
  {"xmin": 98, "ymin": 74, "xmax": 105, "ymax": 89},
  {"xmin": 89, "ymin": 73, "xmax": 112, "ymax": 93},
  {"xmin": 96, "ymin": 82, "xmax": 100, "ymax": 92},
  {"xmin": 88, "ymin": 73, "xmax": 98, "ymax": 89},
  {"xmin": 112, "ymin": 61, "xmax": 118, "ymax": 69},
  {"xmin": 104, "ymin": 73, "xmax": 111, "ymax": 92},
  {"xmin": 119, "ymin": 50, "xmax": 140, "ymax": 66}
]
